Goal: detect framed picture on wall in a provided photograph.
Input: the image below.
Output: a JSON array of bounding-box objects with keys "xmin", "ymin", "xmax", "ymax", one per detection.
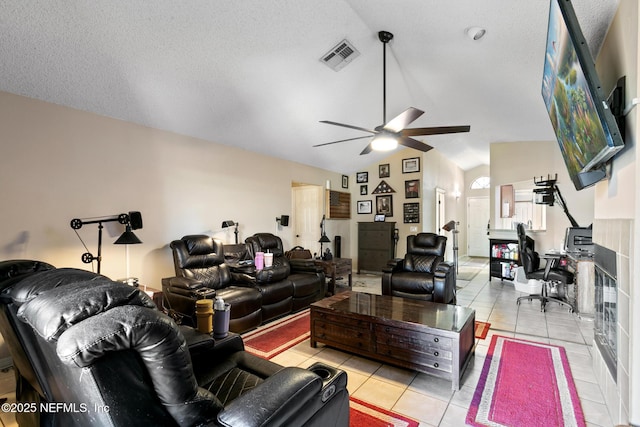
[
  {"xmin": 342, "ymin": 175, "xmax": 349, "ymax": 188},
  {"xmin": 376, "ymin": 195, "xmax": 393, "ymax": 217},
  {"xmin": 357, "ymin": 200, "xmax": 372, "ymax": 214},
  {"xmin": 405, "ymin": 179, "xmax": 420, "ymax": 198},
  {"xmin": 356, "ymin": 172, "xmax": 368, "ymax": 183},
  {"xmin": 402, "ymin": 157, "xmax": 420, "ymax": 173},
  {"xmin": 360, "ymin": 185, "xmax": 368, "ymax": 195},
  {"xmin": 403, "ymin": 203, "xmax": 420, "ymax": 223},
  {"xmin": 379, "ymin": 163, "xmax": 390, "ymax": 178}
]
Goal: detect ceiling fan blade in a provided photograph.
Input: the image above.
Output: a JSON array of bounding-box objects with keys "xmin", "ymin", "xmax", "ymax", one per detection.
[
  {"xmin": 397, "ymin": 136, "xmax": 433, "ymax": 153},
  {"xmin": 401, "ymin": 125, "xmax": 471, "ymax": 137},
  {"xmin": 319, "ymin": 120, "xmax": 378, "ymax": 134},
  {"xmin": 360, "ymin": 143, "xmax": 374, "ymax": 155},
  {"xmin": 313, "ymin": 135, "xmax": 373, "ymax": 147},
  {"xmin": 382, "ymin": 107, "xmax": 424, "ymax": 132}
]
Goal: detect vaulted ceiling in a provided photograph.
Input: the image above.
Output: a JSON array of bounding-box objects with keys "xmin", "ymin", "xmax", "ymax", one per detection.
[{"xmin": 0, "ymin": 0, "xmax": 619, "ymax": 173}]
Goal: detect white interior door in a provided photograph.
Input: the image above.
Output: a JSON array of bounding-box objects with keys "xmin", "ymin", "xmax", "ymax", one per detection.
[
  {"xmin": 467, "ymin": 196, "xmax": 490, "ymax": 257},
  {"xmin": 292, "ymin": 185, "xmax": 323, "ymax": 254}
]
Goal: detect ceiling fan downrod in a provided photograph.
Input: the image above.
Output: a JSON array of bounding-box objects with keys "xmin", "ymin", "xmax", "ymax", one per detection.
[{"xmin": 378, "ymin": 31, "xmax": 393, "ymax": 124}]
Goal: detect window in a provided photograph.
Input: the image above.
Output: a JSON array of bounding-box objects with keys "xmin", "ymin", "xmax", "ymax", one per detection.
[{"xmin": 470, "ymin": 176, "xmax": 490, "ymax": 189}]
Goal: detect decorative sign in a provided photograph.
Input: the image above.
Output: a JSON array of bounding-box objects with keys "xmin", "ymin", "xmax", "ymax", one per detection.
[{"xmin": 403, "ymin": 203, "xmax": 420, "ymax": 223}]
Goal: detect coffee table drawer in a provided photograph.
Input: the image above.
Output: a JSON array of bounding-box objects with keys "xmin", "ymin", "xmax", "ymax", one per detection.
[
  {"xmin": 376, "ymin": 342, "xmax": 453, "ymax": 373},
  {"xmin": 313, "ymin": 320, "xmax": 373, "ymax": 352},
  {"xmin": 374, "ymin": 324, "xmax": 453, "ymax": 351},
  {"xmin": 314, "ymin": 311, "xmax": 369, "ymax": 329}
]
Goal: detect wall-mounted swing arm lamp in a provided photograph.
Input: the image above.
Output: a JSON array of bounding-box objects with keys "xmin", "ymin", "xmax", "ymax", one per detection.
[
  {"xmin": 222, "ymin": 220, "xmax": 239, "ymax": 244},
  {"xmin": 70, "ymin": 211, "xmax": 143, "ymax": 274},
  {"xmin": 275, "ymin": 215, "xmax": 289, "ymax": 226}
]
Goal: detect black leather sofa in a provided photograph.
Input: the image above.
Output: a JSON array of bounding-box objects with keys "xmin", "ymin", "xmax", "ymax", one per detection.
[
  {"xmin": 162, "ymin": 234, "xmax": 325, "ymax": 334},
  {"xmin": 382, "ymin": 233, "xmax": 457, "ymax": 304},
  {"xmin": 0, "ymin": 260, "xmax": 349, "ymax": 427}
]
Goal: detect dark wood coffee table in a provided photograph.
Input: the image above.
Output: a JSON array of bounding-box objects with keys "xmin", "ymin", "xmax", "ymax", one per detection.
[{"xmin": 310, "ymin": 292, "xmax": 475, "ymax": 390}]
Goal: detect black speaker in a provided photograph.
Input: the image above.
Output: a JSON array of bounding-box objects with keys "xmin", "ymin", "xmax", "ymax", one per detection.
[
  {"xmin": 334, "ymin": 235, "xmax": 341, "ymax": 258},
  {"xmin": 129, "ymin": 211, "xmax": 143, "ymax": 230},
  {"xmin": 279, "ymin": 215, "xmax": 289, "ymax": 226}
]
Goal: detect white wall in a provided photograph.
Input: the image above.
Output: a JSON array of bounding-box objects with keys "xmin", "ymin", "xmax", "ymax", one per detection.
[
  {"xmin": 593, "ymin": 0, "xmax": 639, "ymax": 423},
  {"xmin": 0, "ymin": 91, "xmax": 347, "ymax": 288},
  {"xmin": 490, "ymin": 140, "xmax": 595, "ymax": 253}
]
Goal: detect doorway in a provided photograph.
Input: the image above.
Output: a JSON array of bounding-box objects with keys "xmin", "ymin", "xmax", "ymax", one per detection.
[
  {"xmin": 291, "ymin": 184, "xmax": 323, "ymax": 254},
  {"xmin": 467, "ymin": 196, "xmax": 489, "ymax": 257}
]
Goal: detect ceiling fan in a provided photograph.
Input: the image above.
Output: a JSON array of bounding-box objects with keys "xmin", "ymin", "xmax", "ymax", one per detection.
[{"xmin": 314, "ymin": 31, "xmax": 470, "ymax": 155}]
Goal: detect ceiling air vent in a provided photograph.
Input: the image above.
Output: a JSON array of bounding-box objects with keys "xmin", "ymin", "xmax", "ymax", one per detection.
[{"xmin": 320, "ymin": 39, "xmax": 360, "ymax": 71}]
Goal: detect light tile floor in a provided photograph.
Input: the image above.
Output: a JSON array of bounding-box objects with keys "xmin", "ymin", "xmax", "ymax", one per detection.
[
  {"xmin": 0, "ymin": 257, "xmax": 613, "ymax": 426},
  {"xmin": 273, "ymin": 257, "xmax": 613, "ymax": 427}
]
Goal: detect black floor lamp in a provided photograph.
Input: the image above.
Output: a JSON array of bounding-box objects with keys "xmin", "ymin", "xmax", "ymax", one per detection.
[
  {"xmin": 222, "ymin": 220, "xmax": 239, "ymax": 244},
  {"xmin": 70, "ymin": 211, "xmax": 142, "ymax": 274},
  {"xmin": 442, "ymin": 220, "xmax": 459, "ymax": 274}
]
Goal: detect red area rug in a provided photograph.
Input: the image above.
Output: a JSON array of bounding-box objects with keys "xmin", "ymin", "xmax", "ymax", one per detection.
[
  {"xmin": 242, "ymin": 309, "xmax": 310, "ymax": 359},
  {"xmin": 466, "ymin": 335, "xmax": 586, "ymax": 427},
  {"xmin": 475, "ymin": 321, "xmax": 491, "ymax": 340},
  {"xmin": 350, "ymin": 397, "xmax": 418, "ymax": 427}
]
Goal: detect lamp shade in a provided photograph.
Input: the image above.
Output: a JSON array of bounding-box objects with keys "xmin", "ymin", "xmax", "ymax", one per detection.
[
  {"xmin": 319, "ymin": 234, "xmax": 331, "ymax": 243},
  {"xmin": 221, "ymin": 220, "xmax": 235, "ymax": 228},
  {"xmin": 442, "ymin": 220, "xmax": 456, "ymax": 232},
  {"xmin": 114, "ymin": 226, "xmax": 142, "ymax": 245}
]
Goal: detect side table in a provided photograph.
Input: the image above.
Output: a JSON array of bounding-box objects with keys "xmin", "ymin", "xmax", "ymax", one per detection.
[
  {"xmin": 314, "ymin": 258, "xmax": 352, "ymax": 295},
  {"xmin": 143, "ymin": 286, "xmax": 165, "ymax": 311}
]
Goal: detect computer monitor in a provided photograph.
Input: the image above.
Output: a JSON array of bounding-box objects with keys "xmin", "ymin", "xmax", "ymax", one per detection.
[{"xmin": 564, "ymin": 227, "xmax": 593, "ymax": 253}]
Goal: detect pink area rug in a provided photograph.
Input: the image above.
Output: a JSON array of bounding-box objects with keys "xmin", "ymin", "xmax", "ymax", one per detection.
[{"xmin": 466, "ymin": 335, "xmax": 586, "ymax": 427}]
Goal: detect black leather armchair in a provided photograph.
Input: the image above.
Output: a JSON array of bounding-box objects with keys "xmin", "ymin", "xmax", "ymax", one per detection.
[
  {"xmin": 0, "ymin": 260, "xmax": 350, "ymax": 427},
  {"xmin": 382, "ymin": 233, "xmax": 457, "ymax": 304},
  {"xmin": 515, "ymin": 223, "xmax": 575, "ymax": 312},
  {"xmin": 162, "ymin": 235, "xmax": 263, "ymax": 333},
  {"xmin": 245, "ymin": 233, "xmax": 326, "ymax": 319}
]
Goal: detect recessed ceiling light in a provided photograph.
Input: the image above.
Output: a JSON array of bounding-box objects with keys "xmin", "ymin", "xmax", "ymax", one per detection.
[{"xmin": 466, "ymin": 27, "xmax": 486, "ymax": 41}]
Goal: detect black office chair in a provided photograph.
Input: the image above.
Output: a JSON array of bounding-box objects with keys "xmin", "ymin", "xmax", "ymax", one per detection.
[{"xmin": 515, "ymin": 223, "xmax": 575, "ymax": 312}]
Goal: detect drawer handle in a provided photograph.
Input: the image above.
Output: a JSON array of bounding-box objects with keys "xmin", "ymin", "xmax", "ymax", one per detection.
[
  {"xmin": 434, "ymin": 351, "xmax": 439, "ymax": 357},
  {"xmin": 433, "ymin": 337, "xmax": 439, "ymax": 343},
  {"xmin": 434, "ymin": 363, "xmax": 439, "ymax": 368}
]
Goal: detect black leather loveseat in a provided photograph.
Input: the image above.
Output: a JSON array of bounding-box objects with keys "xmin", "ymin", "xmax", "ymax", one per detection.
[
  {"xmin": 163, "ymin": 234, "xmax": 325, "ymax": 333},
  {"xmin": 0, "ymin": 260, "xmax": 349, "ymax": 427}
]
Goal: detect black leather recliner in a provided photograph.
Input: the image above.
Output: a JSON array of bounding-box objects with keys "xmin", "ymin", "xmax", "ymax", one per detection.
[
  {"xmin": 382, "ymin": 233, "xmax": 457, "ymax": 304},
  {"xmin": 0, "ymin": 260, "xmax": 350, "ymax": 427},
  {"xmin": 162, "ymin": 235, "xmax": 264, "ymax": 333}
]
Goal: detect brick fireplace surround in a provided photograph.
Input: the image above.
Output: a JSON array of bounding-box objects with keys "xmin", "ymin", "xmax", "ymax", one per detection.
[{"xmin": 592, "ymin": 218, "xmax": 633, "ymax": 424}]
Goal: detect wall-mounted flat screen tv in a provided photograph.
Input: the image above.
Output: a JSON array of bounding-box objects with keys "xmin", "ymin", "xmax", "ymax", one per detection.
[{"xmin": 541, "ymin": 0, "xmax": 624, "ymax": 190}]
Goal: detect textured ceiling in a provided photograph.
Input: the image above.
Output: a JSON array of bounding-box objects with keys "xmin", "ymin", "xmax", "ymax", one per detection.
[{"xmin": 0, "ymin": 0, "xmax": 620, "ymax": 173}]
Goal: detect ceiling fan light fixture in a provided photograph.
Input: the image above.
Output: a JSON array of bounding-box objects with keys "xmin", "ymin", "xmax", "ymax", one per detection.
[{"xmin": 371, "ymin": 135, "xmax": 398, "ymax": 151}]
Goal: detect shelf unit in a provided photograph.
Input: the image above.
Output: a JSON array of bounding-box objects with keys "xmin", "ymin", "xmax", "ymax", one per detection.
[{"xmin": 489, "ymin": 237, "xmax": 532, "ymax": 280}]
